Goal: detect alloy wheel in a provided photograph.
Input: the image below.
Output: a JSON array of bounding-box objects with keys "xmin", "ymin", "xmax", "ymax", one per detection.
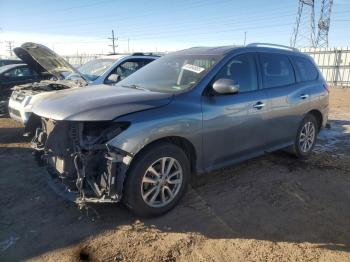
[
  {"xmin": 299, "ymin": 121, "xmax": 316, "ymax": 153},
  {"xmin": 141, "ymin": 157, "xmax": 183, "ymax": 208}
]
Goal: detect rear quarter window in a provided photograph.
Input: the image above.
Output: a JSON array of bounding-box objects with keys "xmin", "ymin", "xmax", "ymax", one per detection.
[
  {"xmin": 291, "ymin": 56, "xmax": 318, "ymax": 82},
  {"xmin": 259, "ymin": 53, "xmax": 295, "ymax": 89}
]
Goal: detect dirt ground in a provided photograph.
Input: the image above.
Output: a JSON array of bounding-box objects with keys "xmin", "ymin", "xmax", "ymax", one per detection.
[{"xmin": 0, "ymin": 89, "xmax": 349, "ymax": 262}]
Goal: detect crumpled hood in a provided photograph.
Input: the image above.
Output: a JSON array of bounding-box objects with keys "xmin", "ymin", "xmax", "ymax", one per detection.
[
  {"xmin": 32, "ymin": 85, "xmax": 173, "ymax": 121},
  {"xmin": 14, "ymin": 42, "xmax": 86, "ymax": 81}
]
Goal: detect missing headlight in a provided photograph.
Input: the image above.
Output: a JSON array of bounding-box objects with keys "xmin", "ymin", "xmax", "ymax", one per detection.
[{"xmin": 81, "ymin": 121, "xmax": 130, "ymax": 148}]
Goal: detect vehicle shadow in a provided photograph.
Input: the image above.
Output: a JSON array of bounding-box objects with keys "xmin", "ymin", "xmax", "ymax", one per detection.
[
  {"xmin": 0, "ymin": 126, "xmax": 349, "ymax": 261},
  {"xmin": 0, "ymin": 127, "xmax": 28, "ymax": 144}
]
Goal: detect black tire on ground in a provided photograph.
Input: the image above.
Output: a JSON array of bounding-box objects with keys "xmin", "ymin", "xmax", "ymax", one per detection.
[
  {"xmin": 123, "ymin": 142, "xmax": 190, "ymax": 217},
  {"xmin": 290, "ymin": 114, "xmax": 319, "ymax": 159}
]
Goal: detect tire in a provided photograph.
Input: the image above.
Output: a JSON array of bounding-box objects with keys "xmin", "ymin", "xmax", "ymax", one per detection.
[
  {"xmin": 290, "ymin": 114, "xmax": 319, "ymax": 158},
  {"xmin": 123, "ymin": 142, "xmax": 190, "ymax": 217}
]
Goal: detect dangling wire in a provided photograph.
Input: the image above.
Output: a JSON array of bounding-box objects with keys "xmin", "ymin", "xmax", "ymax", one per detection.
[{"xmin": 73, "ymin": 150, "xmax": 101, "ymax": 221}]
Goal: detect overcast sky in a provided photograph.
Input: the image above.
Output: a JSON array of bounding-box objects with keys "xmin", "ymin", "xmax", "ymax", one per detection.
[{"xmin": 0, "ymin": 0, "xmax": 349, "ymax": 56}]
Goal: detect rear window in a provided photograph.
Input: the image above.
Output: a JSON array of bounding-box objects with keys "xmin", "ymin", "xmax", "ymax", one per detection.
[
  {"xmin": 260, "ymin": 53, "xmax": 295, "ymax": 88},
  {"xmin": 292, "ymin": 56, "xmax": 318, "ymax": 82}
]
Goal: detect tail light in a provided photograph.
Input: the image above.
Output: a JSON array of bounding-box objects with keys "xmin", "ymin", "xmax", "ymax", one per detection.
[{"xmin": 323, "ymin": 83, "xmax": 330, "ymax": 93}]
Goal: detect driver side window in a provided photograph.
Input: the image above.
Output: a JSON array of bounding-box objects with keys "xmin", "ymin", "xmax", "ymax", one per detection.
[
  {"xmin": 5, "ymin": 67, "xmax": 32, "ymax": 78},
  {"xmin": 214, "ymin": 53, "xmax": 258, "ymax": 93},
  {"xmin": 111, "ymin": 59, "xmax": 146, "ymax": 82}
]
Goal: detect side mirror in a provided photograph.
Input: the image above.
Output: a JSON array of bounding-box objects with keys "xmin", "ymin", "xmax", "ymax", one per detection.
[
  {"xmin": 212, "ymin": 78, "xmax": 239, "ymax": 94},
  {"xmin": 106, "ymin": 74, "xmax": 120, "ymax": 84}
]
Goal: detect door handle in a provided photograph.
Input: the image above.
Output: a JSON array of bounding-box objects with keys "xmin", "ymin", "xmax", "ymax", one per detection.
[
  {"xmin": 253, "ymin": 101, "xmax": 265, "ymax": 109},
  {"xmin": 300, "ymin": 94, "xmax": 309, "ymax": 99}
]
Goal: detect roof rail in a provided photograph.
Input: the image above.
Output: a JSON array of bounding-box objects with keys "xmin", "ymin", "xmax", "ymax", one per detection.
[
  {"xmin": 132, "ymin": 52, "xmax": 147, "ymax": 56},
  {"xmin": 131, "ymin": 52, "xmax": 160, "ymax": 56},
  {"xmin": 246, "ymin": 43, "xmax": 299, "ymax": 52}
]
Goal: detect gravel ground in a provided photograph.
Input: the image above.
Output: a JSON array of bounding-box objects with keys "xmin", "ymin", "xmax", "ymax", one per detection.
[{"xmin": 0, "ymin": 88, "xmax": 349, "ymax": 262}]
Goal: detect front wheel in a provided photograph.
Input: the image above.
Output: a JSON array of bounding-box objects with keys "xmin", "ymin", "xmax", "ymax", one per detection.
[
  {"xmin": 291, "ymin": 114, "xmax": 318, "ymax": 158},
  {"xmin": 123, "ymin": 143, "xmax": 190, "ymax": 217}
]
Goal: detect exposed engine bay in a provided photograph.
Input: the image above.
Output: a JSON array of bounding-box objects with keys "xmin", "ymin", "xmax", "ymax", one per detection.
[
  {"xmin": 11, "ymin": 79, "xmax": 87, "ymax": 97},
  {"xmin": 32, "ymin": 117, "xmax": 132, "ymax": 206}
]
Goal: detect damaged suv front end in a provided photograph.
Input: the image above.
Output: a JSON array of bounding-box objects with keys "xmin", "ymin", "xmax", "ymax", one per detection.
[
  {"xmin": 32, "ymin": 119, "xmax": 132, "ymax": 204},
  {"xmin": 30, "ymin": 82, "xmax": 175, "ymax": 207}
]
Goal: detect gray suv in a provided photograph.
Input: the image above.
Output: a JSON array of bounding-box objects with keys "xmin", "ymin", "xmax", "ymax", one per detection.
[{"xmin": 31, "ymin": 43, "xmax": 329, "ymax": 217}]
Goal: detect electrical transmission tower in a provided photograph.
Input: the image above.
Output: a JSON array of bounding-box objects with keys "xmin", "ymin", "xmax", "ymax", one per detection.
[
  {"xmin": 316, "ymin": 0, "xmax": 334, "ymax": 47},
  {"xmin": 290, "ymin": 0, "xmax": 316, "ymax": 48}
]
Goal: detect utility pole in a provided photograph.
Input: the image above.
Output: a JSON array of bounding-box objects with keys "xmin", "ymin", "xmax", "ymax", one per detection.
[
  {"xmin": 5, "ymin": 41, "xmax": 14, "ymax": 57},
  {"xmin": 108, "ymin": 30, "xmax": 117, "ymax": 54},
  {"xmin": 128, "ymin": 38, "xmax": 130, "ymax": 53},
  {"xmin": 244, "ymin": 32, "xmax": 247, "ymax": 46}
]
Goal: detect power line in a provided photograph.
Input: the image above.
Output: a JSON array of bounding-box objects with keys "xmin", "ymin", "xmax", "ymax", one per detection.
[
  {"xmin": 19, "ymin": 0, "xmax": 298, "ymax": 32},
  {"xmin": 26, "ymin": 0, "xmax": 235, "ymax": 28},
  {"xmin": 28, "ymin": 6, "xmax": 296, "ymax": 32},
  {"xmin": 35, "ymin": 11, "xmax": 296, "ymax": 41},
  {"xmin": 125, "ymin": 22, "xmax": 293, "ymax": 42}
]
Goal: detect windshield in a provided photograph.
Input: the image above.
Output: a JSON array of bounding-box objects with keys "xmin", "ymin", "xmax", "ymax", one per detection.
[
  {"xmin": 75, "ymin": 58, "xmax": 116, "ymax": 81},
  {"xmin": 117, "ymin": 54, "xmax": 221, "ymax": 93}
]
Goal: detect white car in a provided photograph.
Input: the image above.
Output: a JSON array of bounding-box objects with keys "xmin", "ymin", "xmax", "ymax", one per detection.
[{"xmin": 8, "ymin": 42, "xmax": 158, "ymax": 134}]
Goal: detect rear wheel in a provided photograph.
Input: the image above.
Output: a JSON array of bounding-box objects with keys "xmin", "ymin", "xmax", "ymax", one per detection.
[
  {"xmin": 123, "ymin": 143, "xmax": 190, "ymax": 217},
  {"xmin": 290, "ymin": 114, "xmax": 318, "ymax": 158}
]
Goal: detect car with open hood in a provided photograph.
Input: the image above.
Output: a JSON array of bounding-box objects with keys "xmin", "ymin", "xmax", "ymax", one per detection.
[
  {"xmin": 7, "ymin": 42, "xmax": 158, "ymax": 133},
  {"xmin": 31, "ymin": 43, "xmax": 329, "ymax": 217}
]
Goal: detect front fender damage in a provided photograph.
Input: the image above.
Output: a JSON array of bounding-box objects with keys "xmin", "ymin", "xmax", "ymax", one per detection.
[{"xmin": 31, "ymin": 118, "xmax": 133, "ymax": 208}]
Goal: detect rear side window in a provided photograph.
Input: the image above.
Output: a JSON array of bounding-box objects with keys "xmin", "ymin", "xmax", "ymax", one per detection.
[
  {"xmin": 260, "ymin": 53, "xmax": 295, "ymax": 88},
  {"xmin": 292, "ymin": 56, "xmax": 318, "ymax": 82}
]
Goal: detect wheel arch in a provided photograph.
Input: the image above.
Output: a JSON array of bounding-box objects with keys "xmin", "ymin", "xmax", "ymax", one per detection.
[
  {"xmin": 129, "ymin": 136, "xmax": 198, "ymax": 174},
  {"xmin": 307, "ymin": 109, "xmax": 323, "ymax": 131}
]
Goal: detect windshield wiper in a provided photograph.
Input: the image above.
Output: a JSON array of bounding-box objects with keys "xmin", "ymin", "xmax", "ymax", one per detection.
[{"xmin": 121, "ymin": 84, "xmax": 147, "ymax": 91}]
